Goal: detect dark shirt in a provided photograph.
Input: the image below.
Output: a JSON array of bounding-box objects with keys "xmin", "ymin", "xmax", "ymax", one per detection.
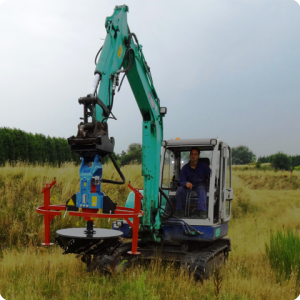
[{"xmin": 179, "ymin": 160, "xmax": 211, "ymax": 187}]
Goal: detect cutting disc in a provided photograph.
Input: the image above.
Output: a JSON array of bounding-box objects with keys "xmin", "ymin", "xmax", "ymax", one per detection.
[
  {"xmin": 55, "ymin": 228, "xmax": 123, "ymax": 255},
  {"xmin": 56, "ymin": 228, "xmax": 123, "ymax": 239}
]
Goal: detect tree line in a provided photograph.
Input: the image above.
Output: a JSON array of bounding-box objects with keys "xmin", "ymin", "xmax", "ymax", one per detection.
[
  {"xmin": 232, "ymin": 145, "xmax": 300, "ymax": 171},
  {"xmin": 258, "ymin": 154, "xmax": 300, "ymax": 168},
  {"xmin": 0, "ymin": 127, "xmax": 80, "ymax": 166},
  {"xmin": 0, "ymin": 127, "xmax": 142, "ymax": 167},
  {"xmin": 257, "ymin": 153, "xmax": 300, "ymax": 171},
  {"xmin": 1, "ymin": 128, "xmax": 298, "ymax": 171}
]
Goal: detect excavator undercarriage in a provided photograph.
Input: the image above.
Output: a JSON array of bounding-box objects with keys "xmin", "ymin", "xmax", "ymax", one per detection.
[{"xmin": 79, "ymin": 238, "xmax": 231, "ymax": 281}]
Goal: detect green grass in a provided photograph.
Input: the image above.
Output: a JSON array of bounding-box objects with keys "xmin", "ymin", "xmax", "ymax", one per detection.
[{"xmin": 265, "ymin": 229, "xmax": 300, "ymax": 282}]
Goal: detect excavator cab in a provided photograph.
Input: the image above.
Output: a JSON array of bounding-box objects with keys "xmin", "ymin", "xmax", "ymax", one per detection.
[{"xmin": 160, "ymin": 138, "xmax": 233, "ymax": 226}]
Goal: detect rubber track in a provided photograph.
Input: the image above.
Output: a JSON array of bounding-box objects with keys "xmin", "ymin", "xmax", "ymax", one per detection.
[{"xmin": 181, "ymin": 242, "xmax": 229, "ymax": 276}]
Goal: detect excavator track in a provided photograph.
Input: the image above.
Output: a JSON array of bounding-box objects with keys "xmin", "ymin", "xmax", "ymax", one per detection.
[
  {"xmin": 87, "ymin": 238, "xmax": 230, "ymax": 280},
  {"xmin": 180, "ymin": 241, "xmax": 230, "ymax": 280}
]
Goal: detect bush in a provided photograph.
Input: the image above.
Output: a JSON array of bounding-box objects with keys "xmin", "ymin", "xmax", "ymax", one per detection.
[
  {"xmin": 270, "ymin": 152, "xmax": 292, "ymax": 171},
  {"xmin": 265, "ymin": 229, "xmax": 300, "ymax": 282},
  {"xmin": 232, "ymin": 145, "xmax": 255, "ymax": 165},
  {"xmin": 295, "ymin": 166, "xmax": 300, "ymax": 171}
]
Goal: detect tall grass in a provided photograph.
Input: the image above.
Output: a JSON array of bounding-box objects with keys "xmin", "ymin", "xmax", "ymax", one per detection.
[
  {"xmin": 235, "ymin": 169, "xmax": 300, "ymax": 190},
  {"xmin": 0, "ymin": 247, "xmax": 212, "ymax": 300},
  {"xmin": 265, "ymin": 229, "xmax": 300, "ymax": 282}
]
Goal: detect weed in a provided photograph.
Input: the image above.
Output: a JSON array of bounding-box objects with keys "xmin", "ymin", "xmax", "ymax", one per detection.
[
  {"xmin": 265, "ymin": 229, "xmax": 300, "ymax": 282},
  {"xmin": 213, "ymin": 268, "xmax": 222, "ymax": 298}
]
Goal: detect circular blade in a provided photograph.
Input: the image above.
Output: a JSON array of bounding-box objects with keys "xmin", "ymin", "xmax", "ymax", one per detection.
[
  {"xmin": 55, "ymin": 228, "xmax": 123, "ymax": 255},
  {"xmin": 56, "ymin": 228, "xmax": 123, "ymax": 239}
]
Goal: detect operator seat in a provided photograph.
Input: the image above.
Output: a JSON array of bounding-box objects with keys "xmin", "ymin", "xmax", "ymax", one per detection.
[{"xmin": 198, "ymin": 157, "xmax": 210, "ymax": 166}]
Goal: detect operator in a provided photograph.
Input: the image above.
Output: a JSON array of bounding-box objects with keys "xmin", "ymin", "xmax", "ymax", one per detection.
[{"xmin": 175, "ymin": 147, "xmax": 211, "ymax": 218}]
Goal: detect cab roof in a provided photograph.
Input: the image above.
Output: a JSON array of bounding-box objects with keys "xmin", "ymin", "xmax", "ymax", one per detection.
[{"xmin": 165, "ymin": 138, "xmax": 221, "ymax": 147}]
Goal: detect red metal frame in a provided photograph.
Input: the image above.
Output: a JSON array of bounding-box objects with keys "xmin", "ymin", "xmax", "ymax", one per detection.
[
  {"xmin": 36, "ymin": 180, "xmax": 144, "ymax": 254},
  {"xmin": 40, "ymin": 179, "xmax": 57, "ymax": 245}
]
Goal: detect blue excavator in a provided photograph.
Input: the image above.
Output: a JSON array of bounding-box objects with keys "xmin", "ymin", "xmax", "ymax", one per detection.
[{"xmin": 55, "ymin": 5, "xmax": 233, "ymax": 280}]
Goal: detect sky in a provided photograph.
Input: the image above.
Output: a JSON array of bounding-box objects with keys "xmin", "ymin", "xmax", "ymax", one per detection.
[{"xmin": 0, "ymin": 0, "xmax": 299, "ymax": 157}]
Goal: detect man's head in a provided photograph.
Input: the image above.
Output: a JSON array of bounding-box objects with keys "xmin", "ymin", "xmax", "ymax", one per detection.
[{"xmin": 190, "ymin": 147, "xmax": 200, "ymax": 163}]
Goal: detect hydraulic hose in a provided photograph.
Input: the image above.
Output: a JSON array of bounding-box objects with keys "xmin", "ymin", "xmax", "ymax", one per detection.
[
  {"xmin": 95, "ymin": 46, "xmax": 103, "ymax": 65},
  {"xmin": 162, "ymin": 218, "xmax": 203, "ymax": 236},
  {"xmin": 101, "ymin": 154, "xmax": 125, "ymax": 185},
  {"xmin": 117, "ymin": 48, "xmax": 135, "ymax": 92}
]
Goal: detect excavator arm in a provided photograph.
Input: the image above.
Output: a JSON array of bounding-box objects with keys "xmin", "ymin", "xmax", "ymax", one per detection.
[{"xmin": 68, "ymin": 5, "xmax": 166, "ymax": 241}]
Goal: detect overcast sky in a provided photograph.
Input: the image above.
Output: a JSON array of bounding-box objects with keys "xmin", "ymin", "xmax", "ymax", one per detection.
[{"xmin": 0, "ymin": 0, "xmax": 299, "ymax": 157}]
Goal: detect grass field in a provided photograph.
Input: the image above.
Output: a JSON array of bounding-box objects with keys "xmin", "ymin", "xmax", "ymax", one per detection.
[{"xmin": 0, "ymin": 163, "xmax": 300, "ymax": 299}]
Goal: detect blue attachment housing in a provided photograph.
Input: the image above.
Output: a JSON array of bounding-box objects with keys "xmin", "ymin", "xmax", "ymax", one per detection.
[{"xmin": 76, "ymin": 155, "xmax": 104, "ymax": 209}]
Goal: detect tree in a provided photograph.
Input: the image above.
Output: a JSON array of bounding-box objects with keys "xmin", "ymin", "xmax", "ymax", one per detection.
[
  {"xmin": 3, "ymin": 128, "xmax": 15, "ymax": 163},
  {"xmin": 126, "ymin": 143, "xmax": 142, "ymax": 164},
  {"xmin": 270, "ymin": 152, "xmax": 292, "ymax": 171},
  {"xmin": 45, "ymin": 136, "xmax": 57, "ymax": 165},
  {"xmin": 256, "ymin": 160, "xmax": 262, "ymax": 169},
  {"xmin": 0, "ymin": 130, "xmax": 5, "ymax": 166},
  {"xmin": 119, "ymin": 143, "xmax": 142, "ymax": 166},
  {"xmin": 101, "ymin": 152, "xmax": 121, "ymax": 165},
  {"xmin": 258, "ymin": 156, "xmax": 270, "ymax": 163},
  {"xmin": 103, "ymin": 143, "xmax": 143, "ymax": 167},
  {"xmin": 291, "ymin": 155, "xmax": 300, "ymax": 168},
  {"xmin": 232, "ymin": 145, "xmax": 255, "ymax": 165},
  {"xmin": 27, "ymin": 133, "xmax": 37, "ymax": 164},
  {"xmin": 127, "ymin": 143, "xmax": 142, "ymax": 153}
]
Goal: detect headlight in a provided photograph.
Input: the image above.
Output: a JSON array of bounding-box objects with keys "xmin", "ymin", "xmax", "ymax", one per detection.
[{"xmin": 210, "ymin": 139, "xmax": 217, "ymax": 145}]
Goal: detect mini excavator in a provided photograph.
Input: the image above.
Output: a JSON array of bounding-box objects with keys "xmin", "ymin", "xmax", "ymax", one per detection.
[{"xmin": 51, "ymin": 5, "xmax": 233, "ymax": 280}]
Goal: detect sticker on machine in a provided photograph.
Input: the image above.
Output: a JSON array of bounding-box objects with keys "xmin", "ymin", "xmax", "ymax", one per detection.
[
  {"xmin": 148, "ymin": 92, "xmax": 157, "ymax": 112},
  {"xmin": 92, "ymin": 196, "xmax": 97, "ymax": 207},
  {"xmin": 117, "ymin": 45, "xmax": 123, "ymax": 58},
  {"xmin": 67, "ymin": 198, "xmax": 75, "ymax": 206}
]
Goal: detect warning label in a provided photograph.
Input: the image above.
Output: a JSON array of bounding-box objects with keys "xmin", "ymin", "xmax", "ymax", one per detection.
[
  {"xmin": 92, "ymin": 196, "xmax": 97, "ymax": 207},
  {"xmin": 68, "ymin": 198, "xmax": 75, "ymax": 206}
]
